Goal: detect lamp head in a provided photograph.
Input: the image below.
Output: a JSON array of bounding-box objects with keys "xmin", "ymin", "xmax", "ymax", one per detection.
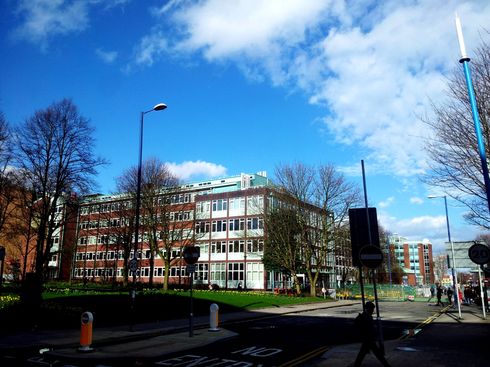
[{"xmin": 153, "ymin": 103, "xmax": 167, "ymax": 111}]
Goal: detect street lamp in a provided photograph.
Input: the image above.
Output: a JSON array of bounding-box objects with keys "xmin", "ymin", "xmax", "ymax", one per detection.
[
  {"xmin": 132, "ymin": 103, "xmax": 167, "ymax": 284},
  {"xmin": 428, "ymin": 195, "xmax": 462, "ymax": 319}
]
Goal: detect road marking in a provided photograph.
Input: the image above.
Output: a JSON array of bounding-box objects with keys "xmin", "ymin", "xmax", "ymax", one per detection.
[
  {"xmin": 278, "ymin": 346, "xmax": 329, "ymax": 367},
  {"xmin": 398, "ymin": 304, "xmax": 450, "ymax": 340}
]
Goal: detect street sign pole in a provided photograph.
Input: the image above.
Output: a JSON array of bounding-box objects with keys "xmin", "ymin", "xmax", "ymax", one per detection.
[
  {"xmin": 478, "ymin": 268, "xmax": 486, "ymax": 320},
  {"xmin": 183, "ymin": 247, "xmax": 200, "ymax": 338},
  {"xmin": 468, "ymin": 242, "xmax": 490, "ymax": 319}
]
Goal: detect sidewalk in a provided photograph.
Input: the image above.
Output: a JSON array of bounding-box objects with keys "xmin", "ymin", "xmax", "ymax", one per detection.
[
  {"xmin": 311, "ymin": 305, "xmax": 490, "ymax": 367},
  {"xmin": 1, "ymin": 300, "xmax": 489, "ymax": 366}
]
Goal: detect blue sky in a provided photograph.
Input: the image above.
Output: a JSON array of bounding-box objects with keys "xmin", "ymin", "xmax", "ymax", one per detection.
[{"xmin": 1, "ymin": 0, "xmax": 490, "ymax": 253}]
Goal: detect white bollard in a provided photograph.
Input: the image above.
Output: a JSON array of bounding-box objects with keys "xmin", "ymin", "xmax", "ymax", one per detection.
[{"xmin": 209, "ymin": 303, "xmax": 220, "ymax": 332}]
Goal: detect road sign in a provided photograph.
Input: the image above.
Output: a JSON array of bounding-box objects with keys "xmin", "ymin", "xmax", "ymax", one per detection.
[
  {"xmin": 468, "ymin": 243, "xmax": 490, "ymax": 265},
  {"xmin": 186, "ymin": 264, "xmax": 196, "ymax": 274},
  {"xmin": 183, "ymin": 246, "xmax": 200, "ymax": 265},
  {"xmin": 359, "ymin": 245, "xmax": 383, "ymax": 269},
  {"xmin": 348, "ymin": 207, "xmax": 380, "ymax": 267},
  {"xmin": 129, "ymin": 258, "xmax": 138, "ymax": 272}
]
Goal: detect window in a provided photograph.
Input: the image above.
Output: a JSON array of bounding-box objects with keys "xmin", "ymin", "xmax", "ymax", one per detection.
[
  {"xmin": 247, "ymin": 239, "xmax": 264, "ymax": 253},
  {"xmin": 212, "ymin": 199, "xmax": 228, "ymax": 212},
  {"xmin": 196, "ymin": 221, "xmax": 210, "ymax": 234},
  {"xmin": 228, "ymin": 240, "xmax": 244, "ymax": 253},
  {"xmin": 247, "ymin": 262, "xmax": 264, "ymax": 281},
  {"xmin": 193, "ymin": 263, "xmax": 209, "ymax": 281},
  {"xmin": 228, "ymin": 263, "xmax": 244, "ymax": 281},
  {"xmin": 170, "ymin": 266, "xmax": 186, "ymax": 277},
  {"xmin": 210, "ymin": 263, "xmax": 226, "ymax": 281},
  {"xmin": 211, "ymin": 220, "xmax": 227, "ymax": 232},
  {"xmin": 229, "ymin": 218, "xmax": 245, "ymax": 231},
  {"xmin": 247, "ymin": 217, "xmax": 263, "ymax": 230},
  {"xmin": 211, "ymin": 241, "xmax": 227, "ymax": 253}
]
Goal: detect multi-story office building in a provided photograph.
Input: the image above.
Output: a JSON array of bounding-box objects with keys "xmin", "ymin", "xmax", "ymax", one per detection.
[
  {"xmin": 388, "ymin": 234, "xmax": 435, "ymax": 285},
  {"xmin": 67, "ymin": 172, "xmax": 337, "ymax": 291}
]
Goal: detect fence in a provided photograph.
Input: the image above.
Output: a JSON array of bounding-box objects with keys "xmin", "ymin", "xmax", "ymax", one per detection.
[{"xmin": 336, "ymin": 284, "xmax": 418, "ymax": 301}]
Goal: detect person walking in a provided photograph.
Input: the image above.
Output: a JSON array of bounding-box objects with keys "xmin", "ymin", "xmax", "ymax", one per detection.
[
  {"xmin": 354, "ymin": 301, "xmax": 391, "ymax": 367},
  {"xmin": 436, "ymin": 284, "xmax": 444, "ymax": 307},
  {"xmin": 447, "ymin": 286, "xmax": 454, "ymax": 306},
  {"xmin": 427, "ymin": 285, "xmax": 435, "ymax": 303}
]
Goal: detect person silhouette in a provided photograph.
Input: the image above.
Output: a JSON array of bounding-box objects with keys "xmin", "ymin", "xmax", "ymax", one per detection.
[
  {"xmin": 354, "ymin": 301, "xmax": 391, "ymax": 367},
  {"xmin": 436, "ymin": 284, "xmax": 444, "ymax": 307}
]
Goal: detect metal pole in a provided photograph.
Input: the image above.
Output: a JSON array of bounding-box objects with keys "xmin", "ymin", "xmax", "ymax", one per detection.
[
  {"xmin": 455, "ymin": 16, "xmax": 490, "ymax": 213},
  {"xmin": 444, "ymin": 196, "xmax": 462, "ymax": 319},
  {"xmin": 189, "ymin": 274, "xmax": 194, "ymax": 337},
  {"xmin": 478, "ymin": 268, "xmax": 487, "ymax": 319},
  {"xmin": 387, "ymin": 242, "xmax": 392, "ymax": 287},
  {"xmin": 361, "ymin": 160, "xmax": 385, "ymax": 353},
  {"xmin": 372, "ymin": 269, "xmax": 385, "ymax": 354},
  {"xmin": 133, "ymin": 111, "xmax": 144, "ymax": 284}
]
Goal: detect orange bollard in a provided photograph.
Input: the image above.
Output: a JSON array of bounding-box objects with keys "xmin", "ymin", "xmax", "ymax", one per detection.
[{"xmin": 79, "ymin": 311, "xmax": 94, "ymax": 352}]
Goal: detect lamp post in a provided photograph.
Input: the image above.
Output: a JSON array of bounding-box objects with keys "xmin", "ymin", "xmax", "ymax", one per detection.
[
  {"xmin": 132, "ymin": 103, "xmax": 167, "ymax": 284},
  {"xmin": 428, "ymin": 195, "xmax": 462, "ymax": 319}
]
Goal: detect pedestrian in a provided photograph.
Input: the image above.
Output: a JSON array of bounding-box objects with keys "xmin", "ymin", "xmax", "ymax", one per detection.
[
  {"xmin": 447, "ymin": 286, "xmax": 454, "ymax": 306},
  {"xmin": 427, "ymin": 285, "xmax": 435, "ymax": 303},
  {"xmin": 436, "ymin": 284, "xmax": 444, "ymax": 307},
  {"xmin": 353, "ymin": 301, "xmax": 391, "ymax": 367}
]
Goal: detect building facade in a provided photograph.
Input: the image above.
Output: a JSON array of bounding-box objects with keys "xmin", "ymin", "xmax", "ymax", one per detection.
[
  {"xmin": 388, "ymin": 234, "xmax": 435, "ymax": 286},
  {"xmin": 65, "ymin": 172, "xmax": 338, "ymax": 291}
]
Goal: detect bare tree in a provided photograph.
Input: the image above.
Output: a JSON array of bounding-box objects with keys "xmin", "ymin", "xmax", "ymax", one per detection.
[
  {"xmin": 13, "ymin": 99, "xmax": 106, "ymax": 294},
  {"xmin": 314, "ymin": 163, "xmax": 362, "ymax": 291},
  {"xmin": 271, "ymin": 162, "xmax": 361, "ymax": 296},
  {"xmin": 263, "ymin": 205, "xmax": 304, "ymax": 295},
  {"xmin": 423, "ymin": 38, "xmax": 490, "ymax": 228},
  {"xmin": 0, "ymin": 112, "xmax": 15, "ymax": 244},
  {"xmin": 117, "ymin": 157, "xmax": 193, "ymax": 290}
]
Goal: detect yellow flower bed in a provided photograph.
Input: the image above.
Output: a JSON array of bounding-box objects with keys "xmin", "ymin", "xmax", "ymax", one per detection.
[{"xmin": 0, "ymin": 294, "xmax": 20, "ymax": 309}]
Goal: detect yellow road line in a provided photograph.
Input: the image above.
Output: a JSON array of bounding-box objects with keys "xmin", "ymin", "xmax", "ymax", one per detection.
[
  {"xmin": 279, "ymin": 345, "xmax": 329, "ymax": 367},
  {"xmin": 398, "ymin": 304, "xmax": 450, "ymax": 340}
]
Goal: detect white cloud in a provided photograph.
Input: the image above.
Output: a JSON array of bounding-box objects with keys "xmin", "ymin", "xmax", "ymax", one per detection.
[
  {"xmin": 410, "ymin": 197, "xmax": 424, "ymax": 205},
  {"xmin": 132, "ymin": 31, "xmax": 168, "ymax": 67},
  {"xmin": 12, "ymin": 0, "xmax": 90, "ymax": 47},
  {"xmin": 96, "ymin": 48, "xmax": 118, "ymax": 63},
  {"xmin": 378, "ymin": 196, "xmax": 395, "ymax": 208},
  {"xmin": 157, "ymin": 0, "xmax": 490, "ymax": 177},
  {"xmin": 378, "ymin": 212, "xmax": 482, "ymax": 253},
  {"xmin": 11, "ymin": 0, "xmax": 128, "ymax": 48},
  {"xmin": 167, "ymin": 161, "xmax": 227, "ymax": 180}
]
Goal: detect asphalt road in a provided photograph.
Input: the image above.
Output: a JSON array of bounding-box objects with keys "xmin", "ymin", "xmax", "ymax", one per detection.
[
  {"xmin": 16, "ymin": 301, "xmax": 441, "ymax": 367},
  {"xmin": 145, "ymin": 301, "xmax": 432, "ymax": 367}
]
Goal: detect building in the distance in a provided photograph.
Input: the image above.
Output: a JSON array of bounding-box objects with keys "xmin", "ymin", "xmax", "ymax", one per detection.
[
  {"xmin": 66, "ymin": 172, "xmax": 340, "ymax": 291},
  {"xmin": 388, "ymin": 234, "xmax": 435, "ymax": 286}
]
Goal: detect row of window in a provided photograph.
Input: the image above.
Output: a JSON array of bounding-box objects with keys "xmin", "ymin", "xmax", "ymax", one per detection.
[
  {"xmin": 208, "ymin": 239, "xmax": 264, "ymax": 254},
  {"xmin": 195, "ymin": 217, "xmax": 264, "ymax": 234},
  {"xmin": 72, "ymin": 262, "xmax": 263, "ymax": 282},
  {"xmin": 196, "ymin": 196, "xmax": 265, "ymax": 214},
  {"xmin": 75, "ymin": 248, "xmax": 182, "ymax": 261}
]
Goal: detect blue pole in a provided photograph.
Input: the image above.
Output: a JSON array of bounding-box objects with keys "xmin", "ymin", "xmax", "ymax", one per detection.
[{"xmin": 460, "ymin": 58, "xmax": 490, "ymax": 214}]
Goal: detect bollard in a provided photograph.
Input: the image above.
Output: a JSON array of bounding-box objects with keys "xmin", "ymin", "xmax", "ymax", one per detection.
[
  {"xmin": 209, "ymin": 303, "xmax": 220, "ymax": 332},
  {"xmin": 79, "ymin": 311, "xmax": 94, "ymax": 352}
]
